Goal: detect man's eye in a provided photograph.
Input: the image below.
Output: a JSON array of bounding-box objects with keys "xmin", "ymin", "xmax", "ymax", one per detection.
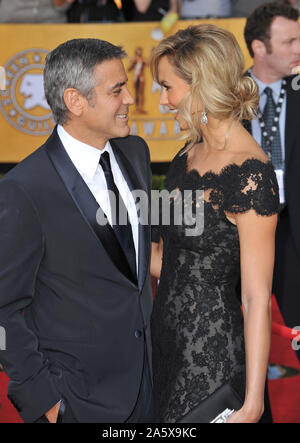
[{"xmin": 114, "ymin": 89, "xmax": 122, "ymax": 95}]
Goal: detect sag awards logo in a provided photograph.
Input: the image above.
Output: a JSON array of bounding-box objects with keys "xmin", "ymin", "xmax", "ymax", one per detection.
[{"xmin": 0, "ymin": 49, "xmax": 54, "ymax": 136}]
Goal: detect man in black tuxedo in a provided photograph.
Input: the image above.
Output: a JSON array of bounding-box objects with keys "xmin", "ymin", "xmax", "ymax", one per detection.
[
  {"xmin": 244, "ymin": 2, "xmax": 300, "ymax": 365},
  {"xmin": 0, "ymin": 39, "xmax": 153, "ymax": 423}
]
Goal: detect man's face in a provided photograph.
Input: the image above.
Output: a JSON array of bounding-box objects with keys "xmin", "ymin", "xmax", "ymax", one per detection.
[
  {"xmin": 80, "ymin": 58, "xmax": 134, "ymax": 147},
  {"xmin": 265, "ymin": 16, "xmax": 300, "ymax": 77}
]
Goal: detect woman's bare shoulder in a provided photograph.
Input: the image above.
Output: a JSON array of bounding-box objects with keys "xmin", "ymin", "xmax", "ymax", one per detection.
[{"xmin": 232, "ymin": 139, "xmax": 269, "ymax": 167}]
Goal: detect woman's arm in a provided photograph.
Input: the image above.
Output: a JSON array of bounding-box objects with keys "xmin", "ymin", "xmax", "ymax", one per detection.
[
  {"xmin": 150, "ymin": 238, "xmax": 163, "ymax": 280},
  {"xmin": 227, "ymin": 209, "xmax": 277, "ymax": 423}
]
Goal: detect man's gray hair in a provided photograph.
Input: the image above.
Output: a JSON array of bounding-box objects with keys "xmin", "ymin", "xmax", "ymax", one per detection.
[{"xmin": 44, "ymin": 39, "xmax": 126, "ymax": 125}]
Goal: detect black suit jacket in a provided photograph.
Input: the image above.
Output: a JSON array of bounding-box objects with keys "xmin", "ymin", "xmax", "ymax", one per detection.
[
  {"xmin": 243, "ymin": 74, "xmax": 300, "ymax": 333},
  {"xmin": 0, "ymin": 129, "xmax": 153, "ymax": 423},
  {"xmin": 243, "ymin": 75, "xmax": 300, "ymax": 253}
]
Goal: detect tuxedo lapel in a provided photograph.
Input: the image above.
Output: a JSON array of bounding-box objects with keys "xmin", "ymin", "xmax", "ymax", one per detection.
[
  {"xmin": 46, "ymin": 129, "xmax": 137, "ymax": 285},
  {"xmin": 285, "ymin": 76, "xmax": 300, "ymax": 169},
  {"xmin": 110, "ymin": 139, "xmax": 137, "ymax": 192},
  {"xmin": 110, "ymin": 139, "xmax": 151, "ymax": 293}
]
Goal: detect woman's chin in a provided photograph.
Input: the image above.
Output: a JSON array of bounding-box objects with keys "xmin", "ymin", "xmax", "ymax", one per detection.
[{"xmin": 175, "ymin": 117, "xmax": 188, "ymax": 131}]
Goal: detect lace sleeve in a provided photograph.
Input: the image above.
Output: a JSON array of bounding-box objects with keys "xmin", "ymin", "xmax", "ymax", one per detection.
[{"xmin": 221, "ymin": 159, "xmax": 280, "ymax": 216}]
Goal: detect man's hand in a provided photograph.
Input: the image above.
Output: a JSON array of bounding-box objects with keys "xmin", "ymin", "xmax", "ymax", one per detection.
[{"xmin": 45, "ymin": 400, "xmax": 61, "ymax": 423}]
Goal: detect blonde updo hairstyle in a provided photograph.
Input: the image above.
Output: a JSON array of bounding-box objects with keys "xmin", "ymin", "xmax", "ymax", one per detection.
[{"xmin": 150, "ymin": 24, "xmax": 259, "ymax": 149}]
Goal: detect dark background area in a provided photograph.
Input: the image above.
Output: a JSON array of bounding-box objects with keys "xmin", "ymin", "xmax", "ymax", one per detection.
[
  {"xmin": 0, "ymin": 162, "xmax": 170, "ymax": 175},
  {"xmin": 0, "ymin": 164, "xmax": 16, "ymax": 174}
]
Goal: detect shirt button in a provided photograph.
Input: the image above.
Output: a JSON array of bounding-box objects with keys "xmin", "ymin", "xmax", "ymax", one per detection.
[{"xmin": 134, "ymin": 330, "xmax": 142, "ymax": 338}]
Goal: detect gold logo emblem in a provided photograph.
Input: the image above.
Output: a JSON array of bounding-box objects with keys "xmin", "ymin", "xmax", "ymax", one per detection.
[{"xmin": 0, "ymin": 49, "xmax": 54, "ymax": 135}]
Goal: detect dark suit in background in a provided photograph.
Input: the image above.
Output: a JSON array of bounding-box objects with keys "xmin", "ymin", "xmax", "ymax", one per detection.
[
  {"xmin": 243, "ymin": 75, "xmax": 300, "ymax": 363},
  {"xmin": 243, "ymin": 0, "xmax": 300, "ymax": 368},
  {"xmin": 241, "ymin": 3, "xmax": 300, "ymax": 423}
]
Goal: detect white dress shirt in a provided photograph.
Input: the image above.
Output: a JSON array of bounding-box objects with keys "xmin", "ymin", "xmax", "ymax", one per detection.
[{"xmin": 57, "ymin": 124, "xmax": 139, "ymax": 274}]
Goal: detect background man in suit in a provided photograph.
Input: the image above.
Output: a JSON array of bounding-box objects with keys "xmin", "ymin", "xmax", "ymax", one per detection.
[
  {"xmin": 244, "ymin": 2, "xmax": 300, "ymax": 364},
  {"xmin": 0, "ymin": 38, "xmax": 153, "ymax": 423}
]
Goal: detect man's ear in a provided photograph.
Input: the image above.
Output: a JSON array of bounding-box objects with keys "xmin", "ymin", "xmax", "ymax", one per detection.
[
  {"xmin": 251, "ymin": 39, "xmax": 267, "ymax": 58},
  {"xmin": 63, "ymin": 88, "xmax": 87, "ymax": 117}
]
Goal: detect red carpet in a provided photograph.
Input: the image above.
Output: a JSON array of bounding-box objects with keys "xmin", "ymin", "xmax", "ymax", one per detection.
[
  {"xmin": 0, "ymin": 372, "xmax": 23, "ymax": 423},
  {"xmin": 268, "ymin": 296, "xmax": 300, "ymax": 423},
  {"xmin": 0, "ymin": 295, "xmax": 299, "ymax": 423}
]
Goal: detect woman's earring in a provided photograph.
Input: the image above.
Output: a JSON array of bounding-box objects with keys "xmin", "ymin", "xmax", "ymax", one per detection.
[{"xmin": 201, "ymin": 111, "xmax": 208, "ymax": 125}]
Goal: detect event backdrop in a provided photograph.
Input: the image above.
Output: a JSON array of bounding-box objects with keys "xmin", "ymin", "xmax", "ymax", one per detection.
[{"xmin": 0, "ymin": 19, "xmax": 252, "ymax": 163}]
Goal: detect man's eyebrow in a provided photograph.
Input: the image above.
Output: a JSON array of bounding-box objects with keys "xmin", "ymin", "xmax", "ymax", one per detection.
[
  {"xmin": 282, "ymin": 37, "xmax": 295, "ymax": 42},
  {"xmin": 110, "ymin": 80, "xmax": 128, "ymax": 91}
]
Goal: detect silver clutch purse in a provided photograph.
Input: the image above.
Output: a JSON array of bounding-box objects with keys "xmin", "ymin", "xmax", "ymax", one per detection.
[{"xmin": 210, "ymin": 408, "xmax": 235, "ymax": 423}]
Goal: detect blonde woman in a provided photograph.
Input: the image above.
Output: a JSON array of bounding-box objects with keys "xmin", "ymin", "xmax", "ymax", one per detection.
[{"xmin": 150, "ymin": 25, "xmax": 279, "ymax": 423}]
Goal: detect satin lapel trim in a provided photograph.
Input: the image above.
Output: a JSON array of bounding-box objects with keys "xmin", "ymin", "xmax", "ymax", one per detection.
[
  {"xmin": 46, "ymin": 130, "xmax": 137, "ymax": 285},
  {"xmin": 285, "ymin": 78, "xmax": 299, "ymax": 169},
  {"xmin": 110, "ymin": 139, "xmax": 150, "ymax": 292}
]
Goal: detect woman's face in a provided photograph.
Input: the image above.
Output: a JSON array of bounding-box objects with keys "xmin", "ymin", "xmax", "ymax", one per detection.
[{"xmin": 157, "ymin": 56, "xmax": 191, "ymax": 130}]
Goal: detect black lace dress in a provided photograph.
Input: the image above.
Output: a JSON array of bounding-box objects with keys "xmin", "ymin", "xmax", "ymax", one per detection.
[{"xmin": 151, "ymin": 148, "xmax": 279, "ymax": 423}]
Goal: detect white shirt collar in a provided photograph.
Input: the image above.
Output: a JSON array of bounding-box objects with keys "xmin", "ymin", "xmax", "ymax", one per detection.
[{"xmin": 57, "ymin": 124, "xmax": 112, "ymax": 180}]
